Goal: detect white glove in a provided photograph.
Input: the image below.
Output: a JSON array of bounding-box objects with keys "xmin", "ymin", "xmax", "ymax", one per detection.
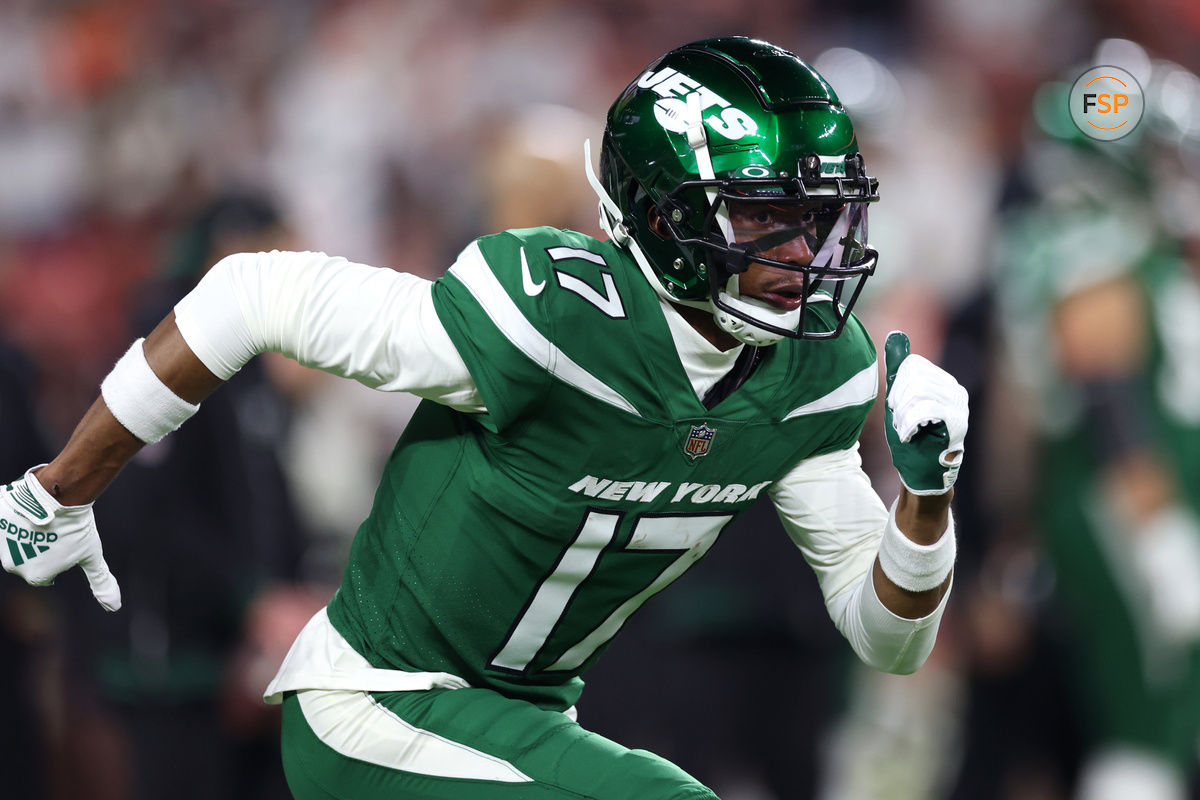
[
  {"xmin": 884, "ymin": 331, "xmax": 970, "ymax": 495},
  {"xmin": 0, "ymin": 466, "xmax": 121, "ymax": 611}
]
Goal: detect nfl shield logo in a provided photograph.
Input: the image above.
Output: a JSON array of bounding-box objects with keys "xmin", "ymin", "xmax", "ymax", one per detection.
[{"xmin": 685, "ymin": 424, "xmax": 716, "ymax": 460}]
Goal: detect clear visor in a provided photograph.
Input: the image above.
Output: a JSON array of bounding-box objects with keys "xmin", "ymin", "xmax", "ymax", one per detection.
[{"xmin": 722, "ymin": 198, "xmax": 870, "ymax": 279}]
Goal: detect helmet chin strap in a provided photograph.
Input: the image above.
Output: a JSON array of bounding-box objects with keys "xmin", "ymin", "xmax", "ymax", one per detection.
[{"xmin": 714, "ymin": 276, "xmax": 801, "ymax": 346}]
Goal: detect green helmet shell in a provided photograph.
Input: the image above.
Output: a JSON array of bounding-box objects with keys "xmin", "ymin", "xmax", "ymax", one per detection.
[{"xmin": 601, "ymin": 37, "xmax": 870, "ymax": 303}]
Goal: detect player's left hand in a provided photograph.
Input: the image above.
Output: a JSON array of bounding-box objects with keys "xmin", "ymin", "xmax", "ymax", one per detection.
[
  {"xmin": 884, "ymin": 331, "xmax": 969, "ymax": 496},
  {"xmin": 0, "ymin": 466, "xmax": 122, "ymax": 611}
]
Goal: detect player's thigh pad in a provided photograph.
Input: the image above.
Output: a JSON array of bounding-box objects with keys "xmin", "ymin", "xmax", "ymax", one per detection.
[{"xmin": 281, "ymin": 688, "xmax": 717, "ymax": 800}]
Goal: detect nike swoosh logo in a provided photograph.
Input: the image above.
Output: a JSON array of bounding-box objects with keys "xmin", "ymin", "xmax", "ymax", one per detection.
[{"xmin": 520, "ymin": 247, "xmax": 545, "ymax": 296}]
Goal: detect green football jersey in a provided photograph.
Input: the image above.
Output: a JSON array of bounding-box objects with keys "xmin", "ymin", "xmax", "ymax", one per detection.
[
  {"xmin": 997, "ymin": 204, "xmax": 1200, "ymax": 506},
  {"xmin": 996, "ymin": 205, "xmax": 1200, "ymax": 763},
  {"xmin": 326, "ymin": 227, "xmax": 877, "ymax": 710}
]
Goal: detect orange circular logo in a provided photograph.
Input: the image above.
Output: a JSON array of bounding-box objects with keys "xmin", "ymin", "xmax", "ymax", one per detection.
[{"xmin": 1069, "ymin": 66, "xmax": 1144, "ymax": 141}]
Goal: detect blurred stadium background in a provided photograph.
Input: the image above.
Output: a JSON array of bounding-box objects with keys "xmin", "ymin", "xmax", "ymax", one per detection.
[{"xmin": 1, "ymin": 1, "xmax": 1198, "ymax": 798}]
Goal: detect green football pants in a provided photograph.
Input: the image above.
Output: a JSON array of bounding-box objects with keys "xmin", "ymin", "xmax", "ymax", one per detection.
[{"xmin": 280, "ymin": 688, "xmax": 718, "ymax": 799}]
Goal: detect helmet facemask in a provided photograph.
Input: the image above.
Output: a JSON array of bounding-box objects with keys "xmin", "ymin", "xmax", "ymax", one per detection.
[{"xmin": 656, "ymin": 163, "xmax": 878, "ymax": 344}]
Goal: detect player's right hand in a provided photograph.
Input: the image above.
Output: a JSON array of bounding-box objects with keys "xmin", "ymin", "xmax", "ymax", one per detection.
[{"xmin": 0, "ymin": 466, "xmax": 121, "ymax": 611}]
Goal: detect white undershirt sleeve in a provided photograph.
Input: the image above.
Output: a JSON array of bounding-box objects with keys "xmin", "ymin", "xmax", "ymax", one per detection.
[
  {"xmin": 173, "ymin": 250, "xmax": 484, "ymax": 412},
  {"xmin": 769, "ymin": 443, "xmax": 951, "ymax": 675}
]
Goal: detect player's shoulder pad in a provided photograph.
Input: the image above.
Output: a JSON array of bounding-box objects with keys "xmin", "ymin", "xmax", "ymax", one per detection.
[
  {"xmin": 442, "ymin": 227, "xmax": 629, "ymax": 347},
  {"xmin": 475, "ymin": 226, "xmax": 611, "ymax": 271},
  {"xmin": 469, "ymin": 226, "xmax": 613, "ymax": 294},
  {"xmin": 466, "ymin": 226, "xmax": 637, "ymax": 325},
  {"xmin": 790, "ymin": 304, "xmax": 876, "ymax": 368},
  {"xmin": 773, "ymin": 309, "xmax": 878, "ymax": 420}
]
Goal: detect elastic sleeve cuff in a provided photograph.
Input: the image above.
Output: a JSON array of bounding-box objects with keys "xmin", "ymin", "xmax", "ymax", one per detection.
[{"xmin": 173, "ymin": 254, "xmax": 262, "ymax": 380}]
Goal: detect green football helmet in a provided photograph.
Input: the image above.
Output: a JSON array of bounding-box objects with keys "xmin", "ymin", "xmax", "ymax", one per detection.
[
  {"xmin": 586, "ymin": 37, "xmax": 879, "ymax": 345},
  {"xmin": 1025, "ymin": 40, "xmax": 1200, "ymax": 244}
]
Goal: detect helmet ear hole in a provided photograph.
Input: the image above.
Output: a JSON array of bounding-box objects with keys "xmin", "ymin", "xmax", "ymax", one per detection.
[{"xmin": 647, "ymin": 206, "xmax": 673, "ymax": 240}]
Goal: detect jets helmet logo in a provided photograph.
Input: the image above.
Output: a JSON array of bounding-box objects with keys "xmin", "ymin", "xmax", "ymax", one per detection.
[
  {"xmin": 684, "ymin": 424, "xmax": 717, "ymax": 459},
  {"xmin": 637, "ymin": 67, "xmax": 759, "ymax": 140}
]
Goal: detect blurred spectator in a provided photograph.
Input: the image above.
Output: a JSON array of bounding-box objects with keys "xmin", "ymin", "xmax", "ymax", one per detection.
[
  {"xmin": 993, "ymin": 44, "xmax": 1200, "ymax": 800},
  {"xmin": 0, "ymin": 338, "xmax": 53, "ymax": 800},
  {"xmin": 54, "ymin": 191, "xmax": 313, "ymax": 800},
  {"xmin": 478, "ymin": 103, "xmax": 602, "ymax": 236}
]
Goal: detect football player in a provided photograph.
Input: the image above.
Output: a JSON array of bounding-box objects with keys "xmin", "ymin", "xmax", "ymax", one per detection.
[
  {"xmin": 996, "ymin": 47, "xmax": 1200, "ymax": 800},
  {"xmin": 1, "ymin": 38, "xmax": 967, "ymax": 799}
]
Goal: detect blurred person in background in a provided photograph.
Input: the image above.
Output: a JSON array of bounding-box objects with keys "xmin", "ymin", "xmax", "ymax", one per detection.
[
  {"xmin": 0, "ymin": 37, "xmax": 970, "ymax": 799},
  {"xmin": 994, "ymin": 42, "xmax": 1200, "ymax": 800},
  {"xmin": 0, "ymin": 333, "xmax": 53, "ymax": 800},
  {"xmin": 54, "ymin": 191, "xmax": 312, "ymax": 800}
]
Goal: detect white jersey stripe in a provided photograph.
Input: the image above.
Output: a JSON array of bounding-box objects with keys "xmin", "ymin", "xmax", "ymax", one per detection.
[
  {"xmin": 449, "ymin": 242, "xmax": 641, "ymax": 416},
  {"xmin": 783, "ymin": 363, "xmax": 878, "ymax": 420},
  {"xmin": 297, "ymin": 689, "xmax": 533, "ymax": 782}
]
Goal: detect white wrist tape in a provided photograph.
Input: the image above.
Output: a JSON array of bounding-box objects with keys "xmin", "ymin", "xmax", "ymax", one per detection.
[
  {"xmin": 877, "ymin": 496, "xmax": 956, "ymax": 593},
  {"xmin": 100, "ymin": 339, "xmax": 200, "ymax": 444}
]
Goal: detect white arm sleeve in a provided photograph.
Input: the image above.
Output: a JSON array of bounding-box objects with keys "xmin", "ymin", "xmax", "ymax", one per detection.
[
  {"xmin": 769, "ymin": 443, "xmax": 950, "ymax": 674},
  {"xmin": 173, "ymin": 250, "xmax": 484, "ymax": 412}
]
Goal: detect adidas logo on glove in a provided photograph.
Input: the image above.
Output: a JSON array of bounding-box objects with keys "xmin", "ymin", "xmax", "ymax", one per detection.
[
  {"xmin": 0, "ymin": 468, "xmax": 122, "ymax": 611},
  {"xmin": 0, "ymin": 516, "xmax": 58, "ymax": 566}
]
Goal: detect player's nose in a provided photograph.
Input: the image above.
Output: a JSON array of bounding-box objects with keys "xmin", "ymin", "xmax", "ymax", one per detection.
[{"xmin": 763, "ymin": 234, "xmax": 815, "ymax": 267}]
